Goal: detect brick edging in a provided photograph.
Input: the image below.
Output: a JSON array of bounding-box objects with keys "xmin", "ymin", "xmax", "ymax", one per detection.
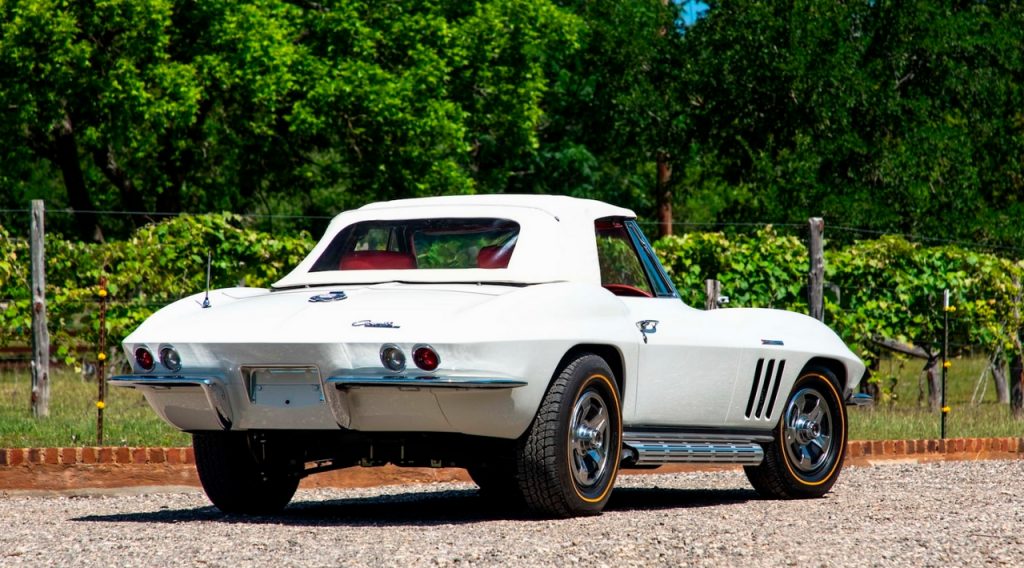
[
  {"xmin": 845, "ymin": 437, "xmax": 1024, "ymax": 459},
  {"xmin": 0, "ymin": 446, "xmax": 194, "ymax": 467},
  {"xmin": 0, "ymin": 437, "xmax": 1020, "ymax": 468}
]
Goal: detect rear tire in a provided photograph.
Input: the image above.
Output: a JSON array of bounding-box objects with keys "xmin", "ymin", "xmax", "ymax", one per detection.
[
  {"xmin": 193, "ymin": 432, "xmax": 299, "ymax": 515},
  {"xmin": 515, "ymin": 354, "xmax": 622, "ymax": 517},
  {"xmin": 745, "ymin": 367, "xmax": 847, "ymax": 498}
]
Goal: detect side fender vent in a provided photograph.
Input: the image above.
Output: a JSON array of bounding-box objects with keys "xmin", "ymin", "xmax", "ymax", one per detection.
[{"xmin": 745, "ymin": 358, "xmax": 786, "ymax": 420}]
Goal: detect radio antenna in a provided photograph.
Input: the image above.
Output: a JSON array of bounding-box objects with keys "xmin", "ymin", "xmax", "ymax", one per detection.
[{"xmin": 201, "ymin": 251, "xmax": 212, "ymax": 308}]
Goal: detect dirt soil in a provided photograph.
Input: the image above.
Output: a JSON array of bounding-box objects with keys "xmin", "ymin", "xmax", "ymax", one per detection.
[{"xmin": 1, "ymin": 448, "xmax": 1020, "ymax": 493}]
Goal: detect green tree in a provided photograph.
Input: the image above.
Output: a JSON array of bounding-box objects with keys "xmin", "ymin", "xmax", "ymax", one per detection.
[
  {"xmin": 0, "ymin": 0, "xmax": 583, "ymax": 239},
  {"xmin": 521, "ymin": 0, "xmax": 688, "ymax": 233},
  {"xmin": 677, "ymin": 1, "xmax": 1024, "ymax": 248}
]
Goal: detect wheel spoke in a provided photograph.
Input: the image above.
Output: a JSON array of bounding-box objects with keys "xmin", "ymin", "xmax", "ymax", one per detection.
[
  {"xmin": 795, "ymin": 392, "xmax": 810, "ymax": 414},
  {"xmin": 815, "ymin": 434, "xmax": 831, "ymax": 452},
  {"xmin": 587, "ymin": 405, "xmax": 607, "ymax": 432},
  {"xmin": 797, "ymin": 446, "xmax": 811, "ymax": 468},
  {"xmin": 807, "ymin": 398, "xmax": 824, "ymax": 422},
  {"xmin": 573, "ymin": 438, "xmax": 586, "ymax": 455},
  {"xmin": 809, "ymin": 439, "xmax": 825, "ymax": 460}
]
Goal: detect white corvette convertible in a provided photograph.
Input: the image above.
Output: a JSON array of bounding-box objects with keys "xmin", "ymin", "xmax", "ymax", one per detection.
[{"xmin": 114, "ymin": 195, "xmax": 866, "ymax": 517}]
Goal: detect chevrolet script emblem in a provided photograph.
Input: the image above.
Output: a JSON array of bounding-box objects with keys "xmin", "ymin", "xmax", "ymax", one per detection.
[{"xmin": 352, "ymin": 320, "xmax": 400, "ymax": 329}]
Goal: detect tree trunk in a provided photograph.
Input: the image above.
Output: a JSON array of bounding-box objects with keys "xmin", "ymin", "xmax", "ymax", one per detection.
[
  {"xmin": 1010, "ymin": 353, "xmax": 1023, "ymax": 420},
  {"xmin": 154, "ymin": 99, "xmax": 211, "ymax": 216},
  {"xmin": 53, "ymin": 113, "xmax": 103, "ymax": 242},
  {"xmin": 656, "ymin": 152, "xmax": 672, "ymax": 239},
  {"xmin": 93, "ymin": 146, "xmax": 145, "ymax": 220},
  {"xmin": 991, "ymin": 352, "xmax": 1010, "ymax": 405},
  {"xmin": 155, "ymin": 177, "xmax": 182, "ymax": 214}
]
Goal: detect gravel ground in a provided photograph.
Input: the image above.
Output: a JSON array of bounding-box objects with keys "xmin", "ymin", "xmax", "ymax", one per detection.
[{"xmin": 1, "ymin": 460, "xmax": 1022, "ymax": 567}]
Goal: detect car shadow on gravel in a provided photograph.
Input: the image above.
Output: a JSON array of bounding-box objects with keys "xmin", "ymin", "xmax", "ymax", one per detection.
[{"xmin": 72, "ymin": 486, "xmax": 757, "ymax": 527}]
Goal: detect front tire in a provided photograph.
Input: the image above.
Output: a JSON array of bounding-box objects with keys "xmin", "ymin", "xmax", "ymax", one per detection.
[
  {"xmin": 515, "ymin": 354, "xmax": 622, "ymax": 517},
  {"xmin": 193, "ymin": 432, "xmax": 300, "ymax": 515},
  {"xmin": 745, "ymin": 367, "xmax": 847, "ymax": 498}
]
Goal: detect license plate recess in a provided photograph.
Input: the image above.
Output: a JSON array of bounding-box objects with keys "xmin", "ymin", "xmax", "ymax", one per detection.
[{"xmin": 242, "ymin": 366, "xmax": 323, "ymax": 408}]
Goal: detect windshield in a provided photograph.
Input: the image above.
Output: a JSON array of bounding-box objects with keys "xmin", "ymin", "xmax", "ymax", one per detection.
[{"xmin": 309, "ymin": 218, "xmax": 520, "ymax": 272}]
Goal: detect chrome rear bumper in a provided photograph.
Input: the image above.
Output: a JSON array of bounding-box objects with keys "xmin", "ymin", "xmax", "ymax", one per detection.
[
  {"xmin": 110, "ymin": 375, "xmax": 234, "ymax": 430},
  {"xmin": 325, "ymin": 375, "xmax": 528, "ymax": 389}
]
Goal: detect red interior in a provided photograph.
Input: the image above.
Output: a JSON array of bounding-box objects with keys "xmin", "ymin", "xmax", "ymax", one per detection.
[
  {"xmin": 339, "ymin": 251, "xmax": 416, "ymax": 270},
  {"xmin": 602, "ymin": 283, "xmax": 653, "ymax": 298},
  {"xmin": 477, "ymin": 245, "xmax": 513, "ymax": 269}
]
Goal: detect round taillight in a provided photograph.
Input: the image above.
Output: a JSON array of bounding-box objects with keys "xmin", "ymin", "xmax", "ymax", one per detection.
[
  {"xmin": 380, "ymin": 344, "xmax": 406, "ymax": 372},
  {"xmin": 160, "ymin": 347, "xmax": 182, "ymax": 372},
  {"xmin": 412, "ymin": 345, "xmax": 440, "ymax": 371},
  {"xmin": 135, "ymin": 347, "xmax": 155, "ymax": 371}
]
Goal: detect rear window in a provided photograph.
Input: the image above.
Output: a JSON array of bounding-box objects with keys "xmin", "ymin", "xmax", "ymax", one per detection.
[{"xmin": 310, "ymin": 218, "xmax": 520, "ymax": 271}]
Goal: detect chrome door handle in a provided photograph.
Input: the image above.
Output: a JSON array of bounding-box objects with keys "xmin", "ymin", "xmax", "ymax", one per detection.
[
  {"xmin": 637, "ymin": 320, "xmax": 659, "ymax": 333},
  {"xmin": 637, "ymin": 320, "xmax": 659, "ymax": 343}
]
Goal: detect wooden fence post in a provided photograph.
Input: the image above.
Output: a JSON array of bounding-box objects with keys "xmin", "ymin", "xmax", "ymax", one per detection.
[
  {"xmin": 30, "ymin": 199, "xmax": 49, "ymax": 418},
  {"xmin": 807, "ymin": 217, "xmax": 825, "ymax": 321},
  {"xmin": 705, "ymin": 279, "xmax": 721, "ymax": 310}
]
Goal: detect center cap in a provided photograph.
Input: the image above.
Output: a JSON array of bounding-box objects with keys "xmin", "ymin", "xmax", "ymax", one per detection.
[
  {"xmin": 576, "ymin": 426, "xmax": 598, "ymax": 443},
  {"xmin": 810, "ymin": 422, "xmax": 821, "ymax": 437},
  {"xmin": 794, "ymin": 417, "xmax": 820, "ymax": 443}
]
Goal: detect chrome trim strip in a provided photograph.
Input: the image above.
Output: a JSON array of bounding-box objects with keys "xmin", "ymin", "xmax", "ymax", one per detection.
[
  {"xmin": 623, "ymin": 430, "xmax": 768, "ymax": 466},
  {"xmin": 110, "ymin": 375, "xmax": 212, "ymax": 388},
  {"xmin": 623, "ymin": 431, "xmax": 774, "ymax": 443},
  {"xmin": 326, "ymin": 376, "xmax": 528, "ymax": 389},
  {"xmin": 109, "ymin": 375, "xmax": 234, "ymax": 430},
  {"xmin": 624, "ymin": 441, "xmax": 764, "ymax": 466}
]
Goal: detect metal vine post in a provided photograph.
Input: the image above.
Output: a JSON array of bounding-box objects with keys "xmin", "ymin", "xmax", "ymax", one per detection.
[{"xmin": 97, "ymin": 276, "xmax": 108, "ymax": 445}]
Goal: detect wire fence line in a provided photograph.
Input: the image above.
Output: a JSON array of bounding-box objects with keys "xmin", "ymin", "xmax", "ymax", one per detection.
[
  {"xmin": 43, "ymin": 209, "xmax": 336, "ymax": 220},
  {"xmin": 5, "ymin": 205, "xmax": 1024, "ymax": 256},
  {"xmin": 829, "ymin": 225, "xmax": 1024, "ymax": 256}
]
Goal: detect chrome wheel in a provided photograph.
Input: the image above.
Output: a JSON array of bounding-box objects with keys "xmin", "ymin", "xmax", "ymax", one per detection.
[
  {"xmin": 517, "ymin": 354, "xmax": 621, "ymax": 517},
  {"xmin": 745, "ymin": 370, "xmax": 847, "ymax": 499},
  {"xmin": 569, "ymin": 390, "xmax": 610, "ymax": 488},
  {"xmin": 782, "ymin": 387, "xmax": 834, "ymax": 473}
]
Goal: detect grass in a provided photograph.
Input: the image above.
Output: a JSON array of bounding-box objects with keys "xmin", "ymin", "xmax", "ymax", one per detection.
[
  {"xmin": 0, "ymin": 366, "xmax": 189, "ymax": 448},
  {"xmin": 0, "ymin": 354, "xmax": 1020, "ymax": 448},
  {"xmin": 849, "ymin": 353, "xmax": 1024, "ymax": 440}
]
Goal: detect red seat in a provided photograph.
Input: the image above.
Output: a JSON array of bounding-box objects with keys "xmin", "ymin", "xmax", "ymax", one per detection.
[
  {"xmin": 339, "ymin": 251, "xmax": 416, "ymax": 270},
  {"xmin": 477, "ymin": 245, "xmax": 513, "ymax": 269}
]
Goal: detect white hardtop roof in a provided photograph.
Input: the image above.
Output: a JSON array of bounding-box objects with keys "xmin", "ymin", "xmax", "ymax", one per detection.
[
  {"xmin": 358, "ymin": 194, "xmax": 635, "ymax": 220},
  {"xmin": 273, "ymin": 195, "xmax": 637, "ymax": 289}
]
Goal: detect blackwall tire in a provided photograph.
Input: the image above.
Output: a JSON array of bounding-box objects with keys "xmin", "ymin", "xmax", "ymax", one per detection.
[
  {"xmin": 192, "ymin": 432, "xmax": 299, "ymax": 515},
  {"xmin": 744, "ymin": 367, "xmax": 847, "ymax": 499},
  {"xmin": 515, "ymin": 354, "xmax": 622, "ymax": 518}
]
